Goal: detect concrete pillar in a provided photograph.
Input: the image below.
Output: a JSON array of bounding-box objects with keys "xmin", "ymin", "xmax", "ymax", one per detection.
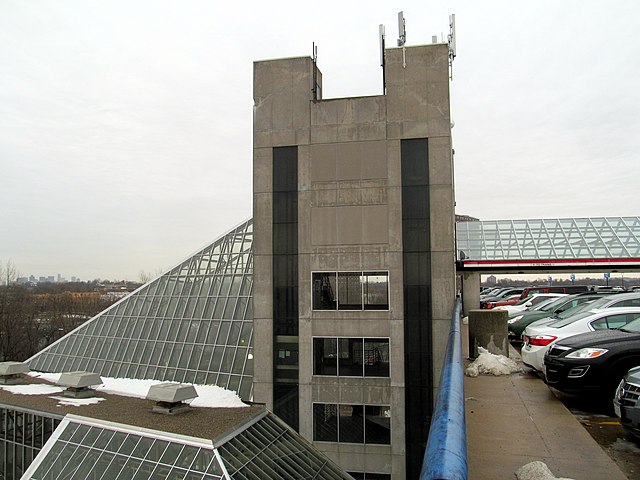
[
  {"xmin": 462, "ymin": 272, "xmax": 480, "ymax": 316},
  {"xmin": 468, "ymin": 309, "xmax": 509, "ymax": 358}
]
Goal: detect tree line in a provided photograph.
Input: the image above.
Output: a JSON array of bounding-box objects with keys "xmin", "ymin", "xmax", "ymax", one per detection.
[{"xmin": 0, "ymin": 260, "xmax": 129, "ymax": 361}]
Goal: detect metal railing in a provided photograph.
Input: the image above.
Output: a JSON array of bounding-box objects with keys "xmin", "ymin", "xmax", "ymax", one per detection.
[{"xmin": 420, "ymin": 297, "xmax": 467, "ymax": 480}]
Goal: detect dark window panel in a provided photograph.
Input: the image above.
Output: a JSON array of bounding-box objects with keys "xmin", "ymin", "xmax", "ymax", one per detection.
[
  {"xmin": 364, "ymin": 339, "xmax": 390, "ymax": 377},
  {"xmin": 313, "ymin": 404, "xmax": 338, "ymax": 442},
  {"xmin": 339, "ymin": 405, "xmax": 364, "ymax": 443},
  {"xmin": 273, "ymin": 146, "xmax": 298, "ymax": 192},
  {"xmin": 364, "ymin": 405, "xmax": 391, "ymax": 444},
  {"xmin": 312, "ymin": 272, "xmax": 337, "ymax": 310},
  {"xmin": 313, "ymin": 338, "xmax": 338, "ymax": 375},
  {"xmin": 338, "ymin": 338, "xmax": 364, "ymax": 376}
]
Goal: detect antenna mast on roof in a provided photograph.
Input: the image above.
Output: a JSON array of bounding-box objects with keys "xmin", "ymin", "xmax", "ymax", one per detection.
[
  {"xmin": 312, "ymin": 42, "xmax": 320, "ymax": 100},
  {"xmin": 379, "ymin": 24, "xmax": 386, "ymax": 94},
  {"xmin": 448, "ymin": 14, "xmax": 457, "ymax": 80},
  {"xmin": 397, "ymin": 11, "xmax": 407, "ymax": 68}
]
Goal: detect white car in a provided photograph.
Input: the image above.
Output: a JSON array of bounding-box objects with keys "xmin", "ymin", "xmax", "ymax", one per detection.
[
  {"xmin": 494, "ymin": 293, "xmax": 566, "ymax": 316},
  {"xmin": 521, "ymin": 307, "xmax": 640, "ymax": 373}
]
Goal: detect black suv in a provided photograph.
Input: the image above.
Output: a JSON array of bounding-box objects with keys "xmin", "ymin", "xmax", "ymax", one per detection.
[{"xmin": 544, "ymin": 318, "xmax": 640, "ymax": 402}]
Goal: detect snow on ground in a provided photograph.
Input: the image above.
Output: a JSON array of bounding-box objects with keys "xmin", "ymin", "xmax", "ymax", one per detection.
[
  {"xmin": 515, "ymin": 461, "xmax": 574, "ymax": 480},
  {"xmin": 465, "ymin": 347, "xmax": 522, "ymax": 377},
  {"xmin": 28, "ymin": 372, "xmax": 247, "ymax": 408}
]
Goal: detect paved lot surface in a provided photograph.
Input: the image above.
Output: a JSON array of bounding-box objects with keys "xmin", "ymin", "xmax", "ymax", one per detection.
[
  {"xmin": 465, "ymin": 370, "xmax": 629, "ymax": 479},
  {"xmin": 462, "ymin": 323, "xmax": 629, "ymax": 479},
  {"xmin": 555, "ymin": 389, "xmax": 640, "ymax": 480}
]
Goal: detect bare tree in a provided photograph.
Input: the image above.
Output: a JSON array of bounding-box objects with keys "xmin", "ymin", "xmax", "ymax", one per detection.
[
  {"xmin": 138, "ymin": 268, "xmax": 163, "ymax": 284},
  {"xmin": 0, "ymin": 259, "xmax": 19, "ymax": 286}
]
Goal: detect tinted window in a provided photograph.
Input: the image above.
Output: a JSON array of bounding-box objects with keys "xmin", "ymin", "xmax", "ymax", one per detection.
[
  {"xmin": 616, "ymin": 299, "xmax": 640, "ymax": 307},
  {"xmin": 591, "ymin": 313, "xmax": 640, "ymax": 330}
]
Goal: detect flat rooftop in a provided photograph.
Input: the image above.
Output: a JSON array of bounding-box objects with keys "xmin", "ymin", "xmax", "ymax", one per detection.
[{"xmin": 0, "ymin": 374, "xmax": 263, "ymax": 441}]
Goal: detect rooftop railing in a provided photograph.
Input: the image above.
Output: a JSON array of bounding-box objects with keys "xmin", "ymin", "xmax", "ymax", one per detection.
[{"xmin": 420, "ymin": 297, "xmax": 467, "ymax": 480}]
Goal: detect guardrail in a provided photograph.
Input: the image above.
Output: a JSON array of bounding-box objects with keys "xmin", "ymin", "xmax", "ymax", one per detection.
[{"xmin": 419, "ymin": 297, "xmax": 467, "ymax": 480}]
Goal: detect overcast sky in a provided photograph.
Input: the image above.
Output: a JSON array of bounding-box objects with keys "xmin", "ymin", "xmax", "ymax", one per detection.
[{"xmin": 1, "ymin": 1, "xmax": 639, "ymax": 281}]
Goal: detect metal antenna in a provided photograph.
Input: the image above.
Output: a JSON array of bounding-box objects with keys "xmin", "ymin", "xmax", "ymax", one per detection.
[
  {"xmin": 312, "ymin": 42, "xmax": 319, "ymax": 100},
  {"xmin": 448, "ymin": 14, "xmax": 457, "ymax": 80},
  {"xmin": 397, "ymin": 11, "xmax": 407, "ymax": 68},
  {"xmin": 397, "ymin": 11, "xmax": 406, "ymax": 46},
  {"xmin": 379, "ymin": 24, "xmax": 386, "ymax": 94}
]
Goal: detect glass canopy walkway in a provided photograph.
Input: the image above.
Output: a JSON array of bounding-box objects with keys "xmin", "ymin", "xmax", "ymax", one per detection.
[{"xmin": 456, "ymin": 216, "xmax": 640, "ymax": 271}]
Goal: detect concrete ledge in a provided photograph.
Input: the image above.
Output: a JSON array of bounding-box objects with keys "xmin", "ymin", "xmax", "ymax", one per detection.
[{"xmin": 468, "ymin": 309, "xmax": 509, "ymax": 358}]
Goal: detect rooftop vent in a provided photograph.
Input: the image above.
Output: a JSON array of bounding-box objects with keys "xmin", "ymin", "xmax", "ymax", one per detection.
[
  {"xmin": 57, "ymin": 371, "xmax": 102, "ymax": 398},
  {"xmin": 0, "ymin": 362, "xmax": 29, "ymax": 385},
  {"xmin": 146, "ymin": 383, "xmax": 198, "ymax": 415}
]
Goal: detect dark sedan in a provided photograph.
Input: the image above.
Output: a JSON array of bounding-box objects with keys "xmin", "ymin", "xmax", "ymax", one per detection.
[{"xmin": 543, "ymin": 318, "xmax": 640, "ymax": 402}]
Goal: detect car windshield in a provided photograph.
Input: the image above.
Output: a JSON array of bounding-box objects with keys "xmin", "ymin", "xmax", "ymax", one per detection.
[
  {"xmin": 514, "ymin": 296, "xmax": 535, "ymax": 306},
  {"xmin": 555, "ymin": 301, "xmax": 593, "ymax": 319},
  {"xmin": 548, "ymin": 309, "xmax": 596, "ymax": 328},
  {"xmin": 620, "ymin": 318, "xmax": 640, "ymax": 333},
  {"xmin": 586, "ymin": 296, "xmax": 619, "ymax": 309},
  {"xmin": 539, "ymin": 295, "xmax": 574, "ymax": 312}
]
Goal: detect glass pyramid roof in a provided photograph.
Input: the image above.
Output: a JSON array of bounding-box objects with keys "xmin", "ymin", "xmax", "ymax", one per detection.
[
  {"xmin": 27, "ymin": 220, "xmax": 254, "ymax": 400},
  {"xmin": 21, "ymin": 412, "xmax": 351, "ymax": 480}
]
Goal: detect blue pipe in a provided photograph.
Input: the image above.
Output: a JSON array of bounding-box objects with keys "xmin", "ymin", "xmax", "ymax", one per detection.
[{"xmin": 419, "ymin": 297, "xmax": 467, "ymax": 480}]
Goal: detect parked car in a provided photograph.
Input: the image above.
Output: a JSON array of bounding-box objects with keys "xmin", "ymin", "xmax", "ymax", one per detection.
[
  {"xmin": 483, "ymin": 293, "xmax": 527, "ymax": 310},
  {"xmin": 480, "ymin": 287, "xmax": 513, "ymax": 300},
  {"xmin": 518, "ymin": 285, "xmax": 589, "ymax": 300},
  {"xmin": 507, "ymin": 293, "xmax": 618, "ymax": 346},
  {"xmin": 614, "ymin": 366, "xmax": 640, "ymax": 439},
  {"xmin": 494, "ymin": 293, "xmax": 565, "ymax": 315},
  {"xmin": 521, "ymin": 307, "xmax": 640, "ymax": 372},
  {"xmin": 480, "ymin": 288, "xmax": 524, "ymax": 308},
  {"xmin": 544, "ymin": 319, "xmax": 640, "ymax": 404}
]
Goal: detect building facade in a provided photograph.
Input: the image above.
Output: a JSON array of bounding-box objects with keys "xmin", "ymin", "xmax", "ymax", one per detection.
[{"xmin": 252, "ymin": 43, "xmax": 456, "ymax": 479}]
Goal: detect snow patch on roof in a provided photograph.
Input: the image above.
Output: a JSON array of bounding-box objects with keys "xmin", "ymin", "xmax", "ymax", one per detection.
[
  {"xmin": 49, "ymin": 396, "xmax": 106, "ymax": 407},
  {"xmin": 0, "ymin": 384, "xmax": 64, "ymax": 395},
  {"xmin": 28, "ymin": 372, "xmax": 247, "ymax": 408}
]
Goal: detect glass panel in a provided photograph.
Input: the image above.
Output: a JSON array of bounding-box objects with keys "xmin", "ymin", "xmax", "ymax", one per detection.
[
  {"xmin": 338, "ymin": 272, "xmax": 362, "ymax": 310},
  {"xmin": 363, "ymin": 272, "xmax": 389, "ymax": 310},
  {"xmin": 338, "ymin": 338, "xmax": 363, "ymax": 376},
  {"xmin": 339, "ymin": 405, "xmax": 364, "ymax": 443},
  {"xmin": 131, "ymin": 437, "xmax": 154, "ymax": 459},
  {"xmin": 364, "ymin": 405, "xmax": 391, "ymax": 445},
  {"xmin": 159, "ymin": 442, "xmax": 183, "ymax": 465},
  {"xmin": 312, "ymin": 273, "xmax": 337, "ymax": 310},
  {"xmin": 364, "ymin": 339, "xmax": 390, "ymax": 377},
  {"xmin": 313, "ymin": 404, "xmax": 337, "ymax": 442},
  {"xmin": 314, "ymin": 338, "xmax": 337, "ymax": 375}
]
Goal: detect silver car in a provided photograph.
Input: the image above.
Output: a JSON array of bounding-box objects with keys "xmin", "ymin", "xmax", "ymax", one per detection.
[{"xmin": 614, "ymin": 366, "xmax": 640, "ymax": 439}]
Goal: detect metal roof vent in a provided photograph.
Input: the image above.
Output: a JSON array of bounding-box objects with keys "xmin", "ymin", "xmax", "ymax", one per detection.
[
  {"xmin": 146, "ymin": 383, "xmax": 198, "ymax": 415},
  {"xmin": 0, "ymin": 362, "xmax": 29, "ymax": 385},
  {"xmin": 57, "ymin": 371, "xmax": 102, "ymax": 398}
]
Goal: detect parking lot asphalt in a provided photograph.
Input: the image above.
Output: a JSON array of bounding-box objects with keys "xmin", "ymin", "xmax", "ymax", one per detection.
[{"xmin": 462, "ymin": 324, "xmax": 629, "ymax": 480}]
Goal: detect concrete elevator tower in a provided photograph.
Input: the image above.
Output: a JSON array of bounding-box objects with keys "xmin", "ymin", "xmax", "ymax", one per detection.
[{"xmin": 252, "ymin": 41, "xmax": 455, "ymax": 479}]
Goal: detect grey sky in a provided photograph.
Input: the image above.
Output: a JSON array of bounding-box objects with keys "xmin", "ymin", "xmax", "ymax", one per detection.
[{"xmin": 1, "ymin": 1, "xmax": 638, "ymax": 280}]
